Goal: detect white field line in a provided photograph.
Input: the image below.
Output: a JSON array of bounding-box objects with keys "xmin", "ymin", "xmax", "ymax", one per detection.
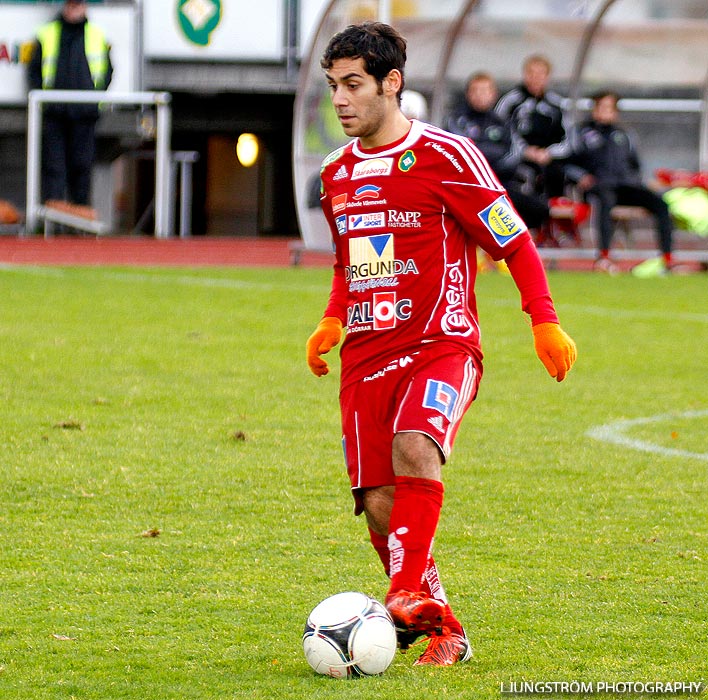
[
  {"xmin": 586, "ymin": 410, "xmax": 708, "ymax": 462},
  {"xmin": 0, "ymin": 265, "xmax": 329, "ymax": 294}
]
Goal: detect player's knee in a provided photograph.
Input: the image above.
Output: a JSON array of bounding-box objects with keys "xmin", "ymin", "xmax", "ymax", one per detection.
[
  {"xmin": 392, "ymin": 432, "xmax": 442, "ymax": 480},
  {"xmin": 362, "ymin": 486, "xmax": 394, "ymax": 535}
]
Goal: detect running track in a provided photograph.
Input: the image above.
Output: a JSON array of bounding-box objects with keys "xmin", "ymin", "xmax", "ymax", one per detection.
[
  {"xmin": 0, "ymin": 236, "xmax": 333, "ymax": 268},
  {"xmin": 0, "ymin": 235, "xmax": 703, "ymax": 273}
]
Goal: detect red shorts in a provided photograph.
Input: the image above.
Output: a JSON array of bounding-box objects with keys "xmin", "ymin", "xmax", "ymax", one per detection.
[{"xmin": 339, "ymin": 346, "xmax": 481, "ymax": 513}]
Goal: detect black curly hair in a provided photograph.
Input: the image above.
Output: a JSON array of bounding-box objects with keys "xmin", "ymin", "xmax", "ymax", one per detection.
[{"xmin": 321, "ymin": 22, "xmax": 407, "ymax": 98}]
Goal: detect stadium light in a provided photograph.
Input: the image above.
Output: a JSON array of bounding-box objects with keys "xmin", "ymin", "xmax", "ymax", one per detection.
[{"xmin": 236, "ymin": 133, "xmax": 259, "ymax": 167}]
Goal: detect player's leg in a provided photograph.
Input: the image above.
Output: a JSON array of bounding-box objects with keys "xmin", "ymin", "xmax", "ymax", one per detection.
[
  {"xmin": 42, "ymin": 115, "xmax": 68, "ymax": 203},
  {"xmin": 617, "ymin": 184, "xmax": 673, "ymax": 265},
  {"xmin": 67, "ymin": 119, "xmax": 96, "ymax": 206},
  {"xmin": 384, "ymin": 350, "xmax": 480, "ymax": 657},
  {"xmin": 586, "ymin": 185, "xmax": 618, "ymax": 267}
]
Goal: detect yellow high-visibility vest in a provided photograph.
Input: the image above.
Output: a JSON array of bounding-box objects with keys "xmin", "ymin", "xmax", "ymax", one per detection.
[{"xmin": 36, "ymin": 21, "xmax": 109, "ymax": 89}]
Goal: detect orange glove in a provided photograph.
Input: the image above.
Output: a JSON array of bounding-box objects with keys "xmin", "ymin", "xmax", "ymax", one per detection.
[
  {"xmin": 532, "ymin": 322, "xmax": 577, "ymax": 382},
  {"xmin": 306, "ymin": 317, "xmax": 343, "ymax": 377}
]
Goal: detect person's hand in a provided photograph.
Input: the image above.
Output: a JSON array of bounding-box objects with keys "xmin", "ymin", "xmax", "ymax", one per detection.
[
  {"xmin": 532, "ymin": 322, "xmax": 577, "ymax": 382},
  {"xmin": 576, "ymin": 174, "xmax": 596, "ymax": 192},
  {"xmin": 306, "ymin": 317, "xmax": 343, "ymax": 377}
]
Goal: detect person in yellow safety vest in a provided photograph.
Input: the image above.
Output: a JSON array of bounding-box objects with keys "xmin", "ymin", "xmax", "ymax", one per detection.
[{"xmin": 27, "ymin": 0, "xmax": 113, "ymax": 209}]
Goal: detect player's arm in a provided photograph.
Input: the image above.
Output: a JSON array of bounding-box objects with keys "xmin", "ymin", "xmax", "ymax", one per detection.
[
  {"xmin": 306, "ymin": 185, "xmax": 347, "ymax": 377},
  {"xmin": 505, "ymin": 238, "xmax": 577, "ymax": 382},
  {"xmin": 306, "ymin": 264, "xmax": 346, "ymax": 377}
]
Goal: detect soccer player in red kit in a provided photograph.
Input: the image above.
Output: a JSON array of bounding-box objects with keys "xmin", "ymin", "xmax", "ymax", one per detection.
[{"xmin": 306, "ymin": 22, "xmax": 577, "ymax": 666}]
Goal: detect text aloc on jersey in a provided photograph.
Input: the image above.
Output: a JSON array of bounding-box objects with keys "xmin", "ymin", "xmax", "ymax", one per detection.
[{"xmin": 347, "ymin": 292, "xmax": 413, "ymax": 332}]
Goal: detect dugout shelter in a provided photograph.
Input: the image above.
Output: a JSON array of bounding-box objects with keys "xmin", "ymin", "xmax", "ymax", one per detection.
[{"xmin": 293, "ymin": 0, "xmax": 708, "ymax": 255}]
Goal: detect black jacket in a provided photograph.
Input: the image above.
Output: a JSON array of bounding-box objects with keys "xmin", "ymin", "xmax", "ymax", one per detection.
[
  {"xmin": 446, "ymin": 106, "xmax": 521, "ymax": 182},
  {"xmin": 27, "ymin": 15, "xmax": 113, "ymax": 120},
  {"xmin": 495, "ymin": 84, "xmax": 573, "ymax": 159},
  {"xmin": 572, "ymin": 120, "xmax": 642, "ymax": 188}
]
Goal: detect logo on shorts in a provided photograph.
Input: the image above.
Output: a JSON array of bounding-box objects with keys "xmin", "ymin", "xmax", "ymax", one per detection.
[
  {"xmin": 423, "ymin": 379, "xmax": 459, "ymax": 421},
  {"xmin": 477, "ymin": 194, "xmax": 526, "ymax": 246}
]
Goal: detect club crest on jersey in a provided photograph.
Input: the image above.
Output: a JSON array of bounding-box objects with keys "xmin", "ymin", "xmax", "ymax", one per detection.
[
  {"xmin": 423, "ymin": 379, "xmax": 459, "ymax": 421},
  {"xmin": 352, "ymin": 158, "xmax": 393, "ymax": 180},
  {"xmin": 478, "ymin": 195, "xmax": 526, "ymax": 245},
  {"xmin": 398, "ymin": 150, "xmax": 416, "ymax": 172}
]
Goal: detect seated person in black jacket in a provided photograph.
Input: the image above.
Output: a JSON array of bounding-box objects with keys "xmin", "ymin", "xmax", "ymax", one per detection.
[
  {"xmin": 447, "ymin": 72, "xmax": 548, "ymax": 232},
  {"xmin": 495, "ymin": 55, "xmax": 573, "ymax": 199},
  {"xmin": 571, "ymin": 91, "xmax": 673, "ymax": 272}
]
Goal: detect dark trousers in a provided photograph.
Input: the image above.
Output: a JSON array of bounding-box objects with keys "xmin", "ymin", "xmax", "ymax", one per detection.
[
  {"xmin": 42, "ymin": 115, "xmax": 97, "ymax": 205},
  {"xmin": 521, "ymin": 160, "xmax": 568, "ymax": 199},
  {"xmin": 505, "ymin": 182, "xmax": 549, "ymax": 230},
  {"xmin": 587, "ymin": 183, "xmax": 673, "ymax": 255}
]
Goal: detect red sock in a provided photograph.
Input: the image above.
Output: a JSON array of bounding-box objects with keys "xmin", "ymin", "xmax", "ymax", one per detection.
[
  {"xmin": 421, "ymin": 557, "xmax": 463, "ymax": 635},
  {"xmin": 374, "ymin": 525, "xmax": 464, "ymax": 635},
  {"xmin": 368, "ymin": 527, "xmax": 390, "ymax": 576},
  {"xmin": 387, "ymin": 476, "xmax": 444, "ymax": 598}
]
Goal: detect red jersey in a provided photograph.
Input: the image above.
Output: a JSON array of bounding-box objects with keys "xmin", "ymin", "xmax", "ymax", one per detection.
[{"xmin": 319, "ymin": 119, "xmax": 556, "ymax": 388}]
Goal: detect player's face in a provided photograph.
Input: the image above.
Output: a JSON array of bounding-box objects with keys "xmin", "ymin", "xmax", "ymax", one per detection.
[
  {"xmin": 63, "ymin": 1, "xmax": 87, "ymax": 23},
  {"xmin": 593, "ymin": 96, "xmax": 619, "ymax": 125},
  {"xmin": 523, "ymin": 61, "xmax": 549, "ymax": 97},
  {"xmin": 466, "ymin": 78, "xmax": 497, "ymax": 112},
  {"xmin": 325, "ymin": 57, "xmax": 389, "ymax": 145}
]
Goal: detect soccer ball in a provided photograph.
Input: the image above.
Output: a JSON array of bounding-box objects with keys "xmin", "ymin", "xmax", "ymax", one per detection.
[{"xmin": 302, "ymin": 591, "xmax": 397, "ymax": 678}]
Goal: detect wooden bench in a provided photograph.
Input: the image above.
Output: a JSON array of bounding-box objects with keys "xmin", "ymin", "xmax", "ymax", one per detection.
[
  {"xmin": 610, "ymin": 205, "xmax": 652, "ymax": 246},
  {"xmin": 38, "ymin": 204, "xmax": 110, "ymax": 237}
]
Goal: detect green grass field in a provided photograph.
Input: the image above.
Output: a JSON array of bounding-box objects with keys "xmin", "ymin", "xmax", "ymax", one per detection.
[{"xmin": 0, "ymin": 264, "xmax": 706, "ymax": 699}]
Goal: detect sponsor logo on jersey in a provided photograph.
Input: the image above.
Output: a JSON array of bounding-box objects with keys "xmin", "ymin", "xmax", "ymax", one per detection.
[
  {"xmin": 353, "ymin": 184, "xmax": 382, "ymax": 201},
  {"xmin": 477, "ymin": 194, "xmax": 526, "ymax": 245},
  {"xmin": 427, "ymin": 415, "xmax": 445, "ymax": 433},
  {"xmin": 335, "ymin": 214, "xmax": 347, "ymax": 236},
  {"xmin": 346, "ymin": 234, "xmax": 419, "ymax": 289},
  {"xmin": 349, "ymin": 212, "xmax": 386, "ymax": 231},
  {"xmin": 332, "ymin": 194, "xmax": 347, "ymax": 214},
  {"xmin": 322, "ymin": 145, "xmax": 345, "ymax": 169},
  {"xmin": 423, "ymin": 379, "xmax": 459, "ymax": 420},
  {"xmin": 333, "ymin": 164, "xmax": 348, "ymax": 181},
  {"xmin": 352, "ymin": 157, "xmax": 393, "ymax": 180},
  {"xmin": 347, "ymin": 292, "xmax": 412, "ymax": 331},
  {"xmin": 362, "ymin": 354, "xmax": 415, "ymax": 382},
  {"xmin": 388, "ymin": 210, "xmax": 421, "ymax": 228},
  {"xmin": 441, "ymin": 260, "xmax": 474, "ymax": 337},
  {"xmin": 398, "ymin": 150, "xmax": 416, "ymax": 172},
  {"xmin": 348, "ymin": 234, "xmax": 394, "ymax": 278},
  {"xmin": 425, "ymin": 141, "xmax": 464, "ymax": 173}
]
